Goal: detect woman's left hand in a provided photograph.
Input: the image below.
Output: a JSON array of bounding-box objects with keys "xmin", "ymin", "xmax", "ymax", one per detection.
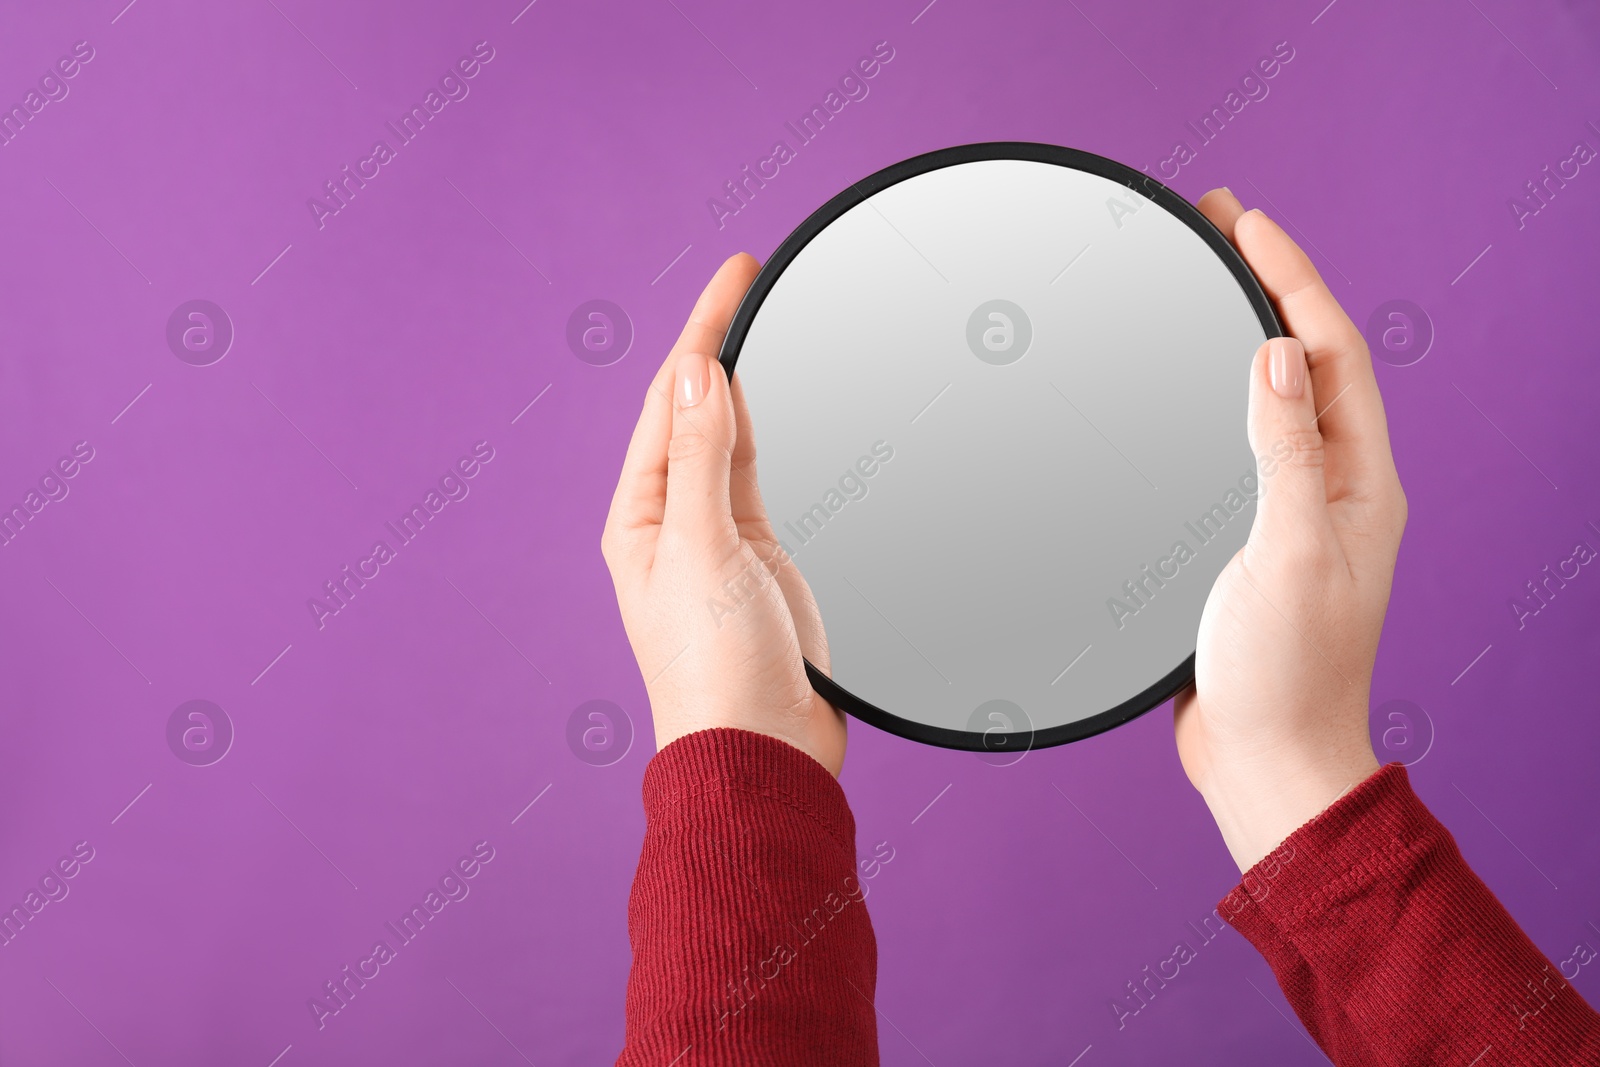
[{"xmin": 601, "ymin": 253, "xmax": 847, "ymax": 776}]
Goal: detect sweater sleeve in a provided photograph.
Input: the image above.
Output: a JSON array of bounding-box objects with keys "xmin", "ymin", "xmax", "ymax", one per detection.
[
  {"xmin": 616, "ymin": 728, "xmax": 879, "ymax": 1067},
  {"xmin": 1219, "ymin": 762, "xmax": 1600, "ymax": 1065}
]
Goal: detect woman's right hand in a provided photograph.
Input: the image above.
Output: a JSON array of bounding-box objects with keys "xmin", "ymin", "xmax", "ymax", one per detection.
[{"xmin": 1174, "ymin": 189, "xmax": 1409, "ymax": 872}]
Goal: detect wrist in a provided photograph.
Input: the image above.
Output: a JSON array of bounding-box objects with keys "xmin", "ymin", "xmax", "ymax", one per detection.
[
  {"xmin": 1198, "ymin": 742, "xmax": 1381, "ymax": 872},
  {"xmin": 648, "ymin": 693, "xmax": 845, "ymax": 778}
]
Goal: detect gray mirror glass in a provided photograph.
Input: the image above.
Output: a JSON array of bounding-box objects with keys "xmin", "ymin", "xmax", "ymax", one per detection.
[{"xmin": 721, "ymin": 143, "xmax": 1279, "ymax": 752}]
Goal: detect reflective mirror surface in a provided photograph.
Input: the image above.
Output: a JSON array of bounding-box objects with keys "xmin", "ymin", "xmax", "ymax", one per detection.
[{"xmin": 721, "ymin": 143, "xmax": 1280, "ymax": 751}]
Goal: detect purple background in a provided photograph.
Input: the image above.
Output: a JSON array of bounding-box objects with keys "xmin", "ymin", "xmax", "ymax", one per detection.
[{"xmin": 2, "ymin": 0, "xmax": 1598, "ymax": 1063}]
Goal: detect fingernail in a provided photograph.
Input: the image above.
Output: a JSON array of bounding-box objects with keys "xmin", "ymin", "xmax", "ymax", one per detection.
[
  {"xmin": 1268, "ymin": 337, "xmax": 1305, "ymax": 399},
  {"xmin": 678, "ymin": 353, "xmax": 710, "ymax": 408},
  {"xmin": 1220, "ymin": 186, "xmax": 1233, "ymax": 196}
]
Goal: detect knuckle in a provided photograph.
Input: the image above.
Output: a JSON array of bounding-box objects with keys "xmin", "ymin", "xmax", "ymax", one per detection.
[
  {"xmin": 1276, "ymin": 428, "xmax": 1326, "ymax": 470},
  {"xmin": 666, "ymin": 430, "xmax": 715, "ymax": 465},
  {"xmin": 1387, "ymin": 480, "xmax": 1409, "ymax": 537},
  {"xmin": 599, "ymin": 525, "xmax": 617, "ymax": 566}
]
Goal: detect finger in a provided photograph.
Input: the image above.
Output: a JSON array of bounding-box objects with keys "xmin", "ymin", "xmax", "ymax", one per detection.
[
  {"xmin": 1195, "ymin": 187, "xmax": 1246, "ymax": 243},
  {"xmin": 604, "ymin": 358, "xmax": 673, "ymax": 543},
  {"xmin": 672, "ymin": 252, "xmax": 760, "ymax": 356},
  {"xmin": 1231, "ymin": 209, "xmax": 1398, "ymax": 498},
  {"xmin": 727, "ymin": 372, "xmax": 831, "ymax": 670},
  {"xmin": 786, "ymin": 580, "xmax": 831, "ymax": 676},
  {"xmin": 728, "ymin": 371, "xmax": 769, "ymax": 529},
  {"xmin": 656, "ymin": 253, "xmax": 758, "ymax": 545},
  {"xmin": 760, "ymin": 542, "xmax": 833, "ymax": 678},
  {"xmin": 662, "ymin": 349, "xmax": 739, "ymax": 545},
  {"xmin": 1244, "ymin": 336, "xmax": 1339, "ymax": 566},
  {"xmin": 746, "ymin": 534, "xmax": 832, "ymax": 673},
  {"xmin": 604, "ymin": 254, "xmax": 759, "ymax": 547}
]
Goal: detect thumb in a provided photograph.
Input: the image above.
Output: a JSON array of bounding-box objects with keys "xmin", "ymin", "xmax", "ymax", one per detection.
[
  {"xmin": 661, "ymin": 350, "xmax": 738, "ymax": 544},
  {"xmin": 1246, "ymin": 336, "xmax": 1336, "ymax": 561}
]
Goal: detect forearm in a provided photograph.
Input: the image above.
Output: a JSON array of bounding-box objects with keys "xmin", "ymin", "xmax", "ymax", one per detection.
[
  {"xmin": 1221, "ymin": 763, "xmax": 1600, "ymax": 1064},
  {"xmin": 617, "ymin": 728, "xmax": 879, "ymax": 1067}
]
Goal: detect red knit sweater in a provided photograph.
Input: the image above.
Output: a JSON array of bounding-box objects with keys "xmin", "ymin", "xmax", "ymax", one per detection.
[{"xmin": 616, "ymin": 730, "xmax": 1600, "ymax": 1064}]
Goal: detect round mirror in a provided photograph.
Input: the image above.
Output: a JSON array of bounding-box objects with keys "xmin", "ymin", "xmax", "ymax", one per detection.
[{"xmin": 720, "ymin": 142, "xmax": 1281, "ymax": 753}]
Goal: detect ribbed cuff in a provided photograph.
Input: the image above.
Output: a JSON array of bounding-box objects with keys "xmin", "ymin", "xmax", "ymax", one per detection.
[
  {"xmin": 1218, "ymin": 762, "xmax": 1435, "ymax": 944},
  {"xmin": 642, "ymin": 728, "xmax": 857, "ymax": 858}
]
